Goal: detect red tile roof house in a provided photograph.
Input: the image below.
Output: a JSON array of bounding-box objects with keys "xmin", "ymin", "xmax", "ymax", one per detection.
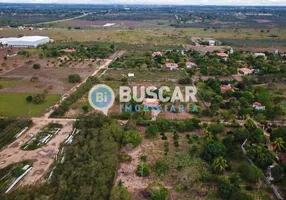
[
  {"xmin": 186, "ymin": 62, "xmax": 197, "ymax": 68},
  {"xmin": 252, "ymin": 102, "xmax": 265, "ymax": 110},
  {"xmin": 152, "ymin": 51, "xmax": 163, "ymax": 57},
  {"xmin": 220, "ymin": 84, "xmax": 234, "ymax": 93},
  {"xmin": 60, "ymin": 48, "xmax": 77, "ymax": 53},
  {"xmin": 239, "ymin": 67, "xmax": 254, "ymax": 75},
  {"xmin": 143, "ymin": 98, "xmax": 160, "ymax": 107},
  {"xmin": 165, "ymin": 63, "xmax": 179, "ymax": 70},
  {"xmin": 216, "ymin": 52, "xmax": 229, "ymax": 57}
]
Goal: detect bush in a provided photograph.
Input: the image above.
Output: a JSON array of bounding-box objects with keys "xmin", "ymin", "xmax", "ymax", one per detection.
[
  {"xmin": 217, "ymin": 179, "xmax": 237, "ymax": 199},
  {"xmin": 154, "ymin": 160, "xmax": 169, "ymax": 176},
  {"xmin": 32, "ymin": 63, "xmax": 41, "ymax": 69},
  {"xmin": 110, "ymin": 186, "xmax": 131, "ymax": 200},
  {"xmin": 32, "ymin": 93, "xmax": 46, "ymax": 104},
  {"xmin": 81, "ymin": 105, "xmax": 89, "ymax": 113},
  {"xmin": 122, "ymin": 130, "xmax": 142, "ymax": 148},
  {"xmin": 136, "ymin": 162, "xmax": 150, "ymax": 177},
  {"xmin": 26, "ymin": 95, "xmax": 33, "ymax": 103},
  {"xmin": 230, "ymin": 191, "xmax": 254, "ymax": 200},
  {"xmin": 147, "ymin": 182, "xmax": 169, "ymax": 200},
  {"xmin": 68, "ymin": 74, "xmax": 81, "ymax": 83},
  {"xmin": 201, "ymin": 141, "xmax": 227, "ymax": 162},
  {"xmin": 145, "ymin": 125, "xmax": 158, "ymax": 138}
]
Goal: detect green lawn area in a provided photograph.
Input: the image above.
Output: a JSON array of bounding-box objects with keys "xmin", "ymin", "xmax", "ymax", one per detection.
[
  {"xmin": 0, "ymin": 80, "xmax": 28, "ymax": 88},
  {"xmin": 0, "ymin": 93, "xmax": 60, "ymax": 117}
]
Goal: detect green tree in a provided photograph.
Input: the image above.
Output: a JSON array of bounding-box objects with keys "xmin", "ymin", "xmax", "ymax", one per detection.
[
  {"xmin": 81, "ymin": 105, "xmax": 89, "ymax": 113},
  {"xmin": 33, "ymin": 93, "xmax": 46, "ymax": 104},
  {"xmin": 212, "ymin": 156, "xmax": 228, "ymax": 174},
  {"xmin": 33, "ymin": 63, "xmax": 41, "ymax": 69},
  {"xmin": 122, "ymin": 130, "xmax": 142, "ymax": 148},
  {"xmin": 145, "ymin": 125, "xmax": 158, "ymax": 139},
  {"xmin": 147, "ymin": 182, "xmax": 169, "ymax": 200},
  {"xmin": 217, "ymin": 179, "xmax": 237, "ymax": 200},
  {"xmin": 246, "ymin": 146, "xmax": 274, "ymax": 168},
  {"xmin": 271, "ymin": 165, "xmax": 284, "ymax": 182},
  {"xmin": 154, "ymin": 159, "xmax": 169, "ymax": 176},
  {"xmin": 26, "ymin": 95, "xmax": 33, "ymax": 103},
  {"xmin": 272, "ymin": 137, "xmax": 285, "ymax": 152},
  {"xmin": 68, "ymin": 74, "xmax": 81, "ymax": 83},
  {"xmin": 237, "ymin": 162, "xmax": 264, "ymax": 183},
  {"xmin": 110, "ymin": 186, "xmax": 131, "ymax": 200},
  {"xmin": 201, "ymin": 141, "xmax": 227, "ymax": 162},
  {"xmin": 244, "ymin": 118, "xmax": 256, "ymax": 130}
]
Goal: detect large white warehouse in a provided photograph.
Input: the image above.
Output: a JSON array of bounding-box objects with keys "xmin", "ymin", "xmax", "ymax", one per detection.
[{"xmin": 0, "ymin": 36, "xmax": 51, "ymax": 47}]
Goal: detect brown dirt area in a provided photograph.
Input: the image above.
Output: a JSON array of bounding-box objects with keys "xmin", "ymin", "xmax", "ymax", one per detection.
[
  {"xmin": 0, "ymin": 118, "xmax": 74, "ymax": 186},
  {"xmin": 0, "ymin": 60, "xmax": 100, "ymax": 94}
]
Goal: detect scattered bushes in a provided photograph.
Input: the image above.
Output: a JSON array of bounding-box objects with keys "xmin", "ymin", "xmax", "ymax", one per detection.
[{"xmin": 68, "ymin": 74, "xmax": 81, "ymax": 83}]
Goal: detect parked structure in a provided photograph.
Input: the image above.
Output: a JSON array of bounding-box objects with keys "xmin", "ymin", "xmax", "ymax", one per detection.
[{"xmin": 0, "ymin": 36, "xmax": 52, "ymax": 47}]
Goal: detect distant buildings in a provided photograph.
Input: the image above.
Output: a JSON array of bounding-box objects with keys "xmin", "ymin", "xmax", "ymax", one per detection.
[
  {"xmin": 186, "ymin": 62, "xmax": 196, "ymax": 68},
  {"xmin": 253, "ymin": 102, "xmax": 265, "ymax": 110},
  {"xmin": 165, "ymin": 63, "xmax": 179, "ymax": 70},
  {"xmin": 0, "ymin": 36, "xmax": 52, "ymax": 47},
  {"xmin": 60, "ymin": 48, "xmax": 76, "ymax": 53},
  {"xmin": 220, "ymin": 84, "xmax": 234, "ymax": 93},
  {"xmin": 152, "ymin": 51, "xmax": 163, "ymax": 57},
  {"xmin": 209, "ymin": 40, "xmax": 216, "ymax": 46},
  {"xmin": 216, "ymin": 52, "xmax": 229, "ymax": 58},
  {"xmin": 254, "ymin": 53, "xmax": 266, "ymax": 58},
  {"xmin": 239, "ymin": 67, "xmax": 254, "ymax": 75}
]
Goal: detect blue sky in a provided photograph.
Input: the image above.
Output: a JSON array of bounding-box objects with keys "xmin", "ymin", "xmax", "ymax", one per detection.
[{"xmin": 1, "ymin": 0, "xmax": 286, "ymax": 5}]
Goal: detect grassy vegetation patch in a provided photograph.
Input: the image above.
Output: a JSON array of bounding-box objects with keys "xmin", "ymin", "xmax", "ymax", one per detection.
[{"xmin": 0, "ymin": 93, "xmax": 60, "ymax": 117}]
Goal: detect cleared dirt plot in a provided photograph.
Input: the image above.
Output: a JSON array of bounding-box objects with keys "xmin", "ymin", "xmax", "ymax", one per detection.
[
  {"xmin": 1, "ymin": 64, "xmax": 95, "ymax": 94},
  {"xmin": 0, "ymin": 119, "xmax": 73, "ymax": 187}
]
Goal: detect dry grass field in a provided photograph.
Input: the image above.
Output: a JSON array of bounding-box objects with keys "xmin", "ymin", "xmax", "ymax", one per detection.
[{"xmin": 1, "ymin": 27, "xmax": 286, "ymax": 47}]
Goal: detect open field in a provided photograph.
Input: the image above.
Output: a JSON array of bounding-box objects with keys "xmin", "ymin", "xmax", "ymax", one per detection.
[
  {"xmin": 58, "ymin": 19, "xmax": 161, "ymax": 28},
  {"xmin": 0, "ymin": 93, "xmax": 60, "ymax": 117},
  {"xmin": 102, "ymin": 68, "xmax": 187, "ymax": 82},
  {"xmin": 1, "ymin": 27, "xmax": 286, "ymax": 48},
  {"xmin": 0, "ymin": 62, "xmax": 98, "ymax": 94}
]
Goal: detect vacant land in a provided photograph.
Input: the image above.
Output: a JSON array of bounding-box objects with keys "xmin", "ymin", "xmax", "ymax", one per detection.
[
  {"xmin": 0, "ymin": 93, "xmax": 60, "ymax": 117},
  {"xmin": 1, "ymin": 27, "xmax": 286, "ymax": 48}
]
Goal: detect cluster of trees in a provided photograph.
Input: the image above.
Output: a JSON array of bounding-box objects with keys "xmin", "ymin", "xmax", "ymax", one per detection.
[
  {"xmin": 26, "ymin": 93, "xmax": 47, "ymax": 104},
  {"xmin": 0, "ymin": 118, "xmax": 32, "ymax": 150},
  {"xmin": 197, "ymin": 76, "xmax": 285, "ymax": 120},
  {"xmin": 51, "ymin": 76, "xmax": 99, "ymax": 117},
  {"xmin": 109, "ymin": 50, "xmax": 187, "ymax": 69},
  {"xmin": 39, "ymin": 43, "xmax": 116, "ymax": 59}
]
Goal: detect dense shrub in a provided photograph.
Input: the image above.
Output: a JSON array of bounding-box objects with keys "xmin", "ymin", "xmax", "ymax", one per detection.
[{"xmin": 68, "ymin": 74, "xmax": 81, "ymax": 83}]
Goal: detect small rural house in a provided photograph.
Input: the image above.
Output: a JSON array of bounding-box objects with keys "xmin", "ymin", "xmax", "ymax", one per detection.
[
  {"xmin": 186, "ymin": 62, "xmax": 197, "ymax": 68},
  {"xmin": 239, "ymin": 67, "xmax": 254, "ymax": 75},
  {"xmin": 220, "ymin": 84, "xmax": 234, "ymax": 93},
  {"xmin": 253, "ymin": 102, "xmax": 265, "ymax": 110},
  {"xmin": 165, "ymin": 63, "xmax": 179, "ymax": 70}
]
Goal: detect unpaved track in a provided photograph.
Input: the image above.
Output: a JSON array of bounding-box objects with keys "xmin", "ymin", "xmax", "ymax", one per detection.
[
  {"xmin": 0, "ymin": 118, "xmax": 73, "ymax": 185},
  {"xmin": 0, "ymin": 51, "xmax": 125, "ymax": 188}
]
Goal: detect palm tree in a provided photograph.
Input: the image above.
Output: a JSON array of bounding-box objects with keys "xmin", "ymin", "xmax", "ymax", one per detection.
[
  {"xmin": 212, "ymin": 157, "xmax": 228, "ymax": 174},
  {"xmin": 273, "ymin": 137, "xmax": 285, "ymax": 152}
]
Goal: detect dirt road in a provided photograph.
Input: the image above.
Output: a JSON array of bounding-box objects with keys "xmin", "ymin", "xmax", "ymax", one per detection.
[{"xmin": 0, "ymin": 118, "xmax": 73, "ymax": 185}]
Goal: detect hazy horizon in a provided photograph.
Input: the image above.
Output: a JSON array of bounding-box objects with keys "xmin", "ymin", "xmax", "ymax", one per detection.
[{"xmin": 1, "ymin": 0, "xmax": 286, "ymax": 6}]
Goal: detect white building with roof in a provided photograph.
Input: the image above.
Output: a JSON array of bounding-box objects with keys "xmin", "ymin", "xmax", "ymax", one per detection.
[{"xmin": 0, "ymin": 36, "xmax": 51, "ymax": 47}]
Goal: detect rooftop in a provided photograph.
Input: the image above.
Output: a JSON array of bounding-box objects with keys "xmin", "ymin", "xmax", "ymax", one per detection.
[{"xmin": 0, "ymin": 36, "xmax": 49, "ymax": 42}]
